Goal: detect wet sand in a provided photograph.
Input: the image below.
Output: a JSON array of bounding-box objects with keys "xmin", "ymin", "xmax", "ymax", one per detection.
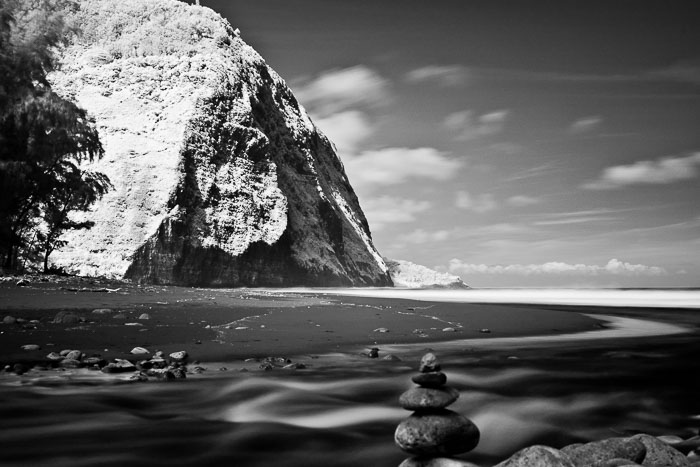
[{"xmin": 1, "ymin": 278, "xmax": 612, "ymax": 367}]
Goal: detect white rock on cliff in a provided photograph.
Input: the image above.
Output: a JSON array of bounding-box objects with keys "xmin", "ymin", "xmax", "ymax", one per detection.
[
  {"xmin": 48, "ymin": 0, "xmax": 390, "ymax": 287},
  {"xmin": 386, "ymin": 259, "xmax": 468, "ymax": 289}
]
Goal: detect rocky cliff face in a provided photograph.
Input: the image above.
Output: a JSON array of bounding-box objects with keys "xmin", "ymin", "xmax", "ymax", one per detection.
[{"xmin": 49, "ymin": 0, "xmax": 391, "ymax": 287}]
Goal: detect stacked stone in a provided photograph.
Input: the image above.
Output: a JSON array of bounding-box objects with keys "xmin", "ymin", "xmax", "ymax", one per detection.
[{"xmin": 395, "ymin": 353, "xmax": 480, "ymax": 467}]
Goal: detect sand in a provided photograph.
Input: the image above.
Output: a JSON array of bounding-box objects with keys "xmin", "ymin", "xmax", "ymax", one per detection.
[{"xmin": 2, "ymin": 276, "xmax": 697, "ymax": 371}]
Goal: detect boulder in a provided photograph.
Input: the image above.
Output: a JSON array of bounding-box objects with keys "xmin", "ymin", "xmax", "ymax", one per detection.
[
  {"xmin": 630, "ymin": 434, "xmax": 691, "ymax": 466},
  {"xmin": 561, "ymin": 437, "xmax": 646, "ymax": 466},
  {"xmin": 2, "ymin": 316, "xmax": 17, "ymax": 324},
  {"xmin": 399, "ymin": 457, "xmax": 480, "ymax": 467},
  {"xmin": 394, "ymin": 409, "xmax": 480, "ymax": 456},
  {"xmin": 494, "ymin": 445, "xmax": 576, "ymax": 467}
]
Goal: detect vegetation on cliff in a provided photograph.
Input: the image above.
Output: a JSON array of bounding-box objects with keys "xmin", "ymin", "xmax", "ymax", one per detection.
[{"xmin": 0, "ymin": 0, "xmax": 109, "ymax": 272}]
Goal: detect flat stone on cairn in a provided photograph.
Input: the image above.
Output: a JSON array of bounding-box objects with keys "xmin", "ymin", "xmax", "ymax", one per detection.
[{"xmin": 395, "ymin": 353, "xmax": 480, "ymax": 463}]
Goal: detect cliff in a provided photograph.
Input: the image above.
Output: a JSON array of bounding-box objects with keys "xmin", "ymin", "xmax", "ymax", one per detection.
[
  {"xmin": 48, "ymin": 0, "xmax": 391, "ymax": 287},
  {"xmin": 386, "ymin": 259, "xmax": 469, "ymax": 289}
]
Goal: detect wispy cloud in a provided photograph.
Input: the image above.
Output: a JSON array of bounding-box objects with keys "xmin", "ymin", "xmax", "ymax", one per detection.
[
  {"xmin": 361, "ymin": 196, "xmax": 431, "ymax": 231},
  {"xmin": 293, "ymin": 65, "xmax": 391, "ymax": 116},
  {"xmin": 344, "ymin": 147, "xmax": 463, "ymax": 193},
  {"xmin": 448, "ymin": 258, "xmax": 667, "ymax": 276},
  {"xmin": 396, "ymin": 228, "xmax": 453, "ymax": 245},
  {"xmin": 474, "ymin": 61, "xmax": 700, "ymax": 86},
  {"xmin": 405, "ymin": 65, "xmax": 471, "ymax": 87},
  {"xmin": 583, "ymin": 152, "xmax": 700, "ymax": 190},
  {"xmin": 569, "ymin": 116, "xmax": 603, "ymax": 134},
  {"xmin": 455, "ymin": 191, "xmax": 498, "ymax": 213},
  {"xmin": 444, "ymin": 109, "xmax": 510, "ymax": 141},
  {"xmin": 503, "ymin": 163, "xmax": 562, "ymax": 182},
  {"xmin": 533, "ymin": 217, "xmax": 616, "ymax": 226},
  {"xmin": 506, "ymin": 195, "xmax": 541, "ymax": 207}
]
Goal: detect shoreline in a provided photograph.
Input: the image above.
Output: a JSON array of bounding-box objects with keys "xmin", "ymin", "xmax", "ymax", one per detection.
[{"xmin": 2, "ymin": 280, "xmax": 699, "ymax": 380}]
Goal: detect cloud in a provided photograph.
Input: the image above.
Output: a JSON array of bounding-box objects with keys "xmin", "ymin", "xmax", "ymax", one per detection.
[
  {"xmin": 315, "ymin": 110, "xmax": 374, "ymax": 155},
  {"xmin": 506, "ymin": 195, "xmax": 540, "ymax": 207},
  {"xmin": 645, "ymin": 61, "xmax": 700, "ymax": 85},
  {"xmin": 293, "ymin": 65, "xmax": 391, "ymax": 116},
  {"xmin": 569, "ymin": 116, "xmax": 603, "ymax": 134},
  {"xmin": 405, "ymin": 65, "xmax": 471, "ymax": 87},
  {"xmin": 361, "ymin": 197, "xmax": 431, "ymax": 231},
  {"xmin": 444, "ymin": 109, "xmax": 510, "ymax": 141},
  {"xmin": 583, "ymin": 152, "xmax": 700, "ymax": 190},
  {"xmin": 455, "ymin": 191, "xmax": 498, "ymax": 213},
  {"xmin": 448, "ymin": 258, "xmax": 668, "ymax": 276},
  {"xmin": 343, "ymin": 147, "xmax": 463, "ymax": 192},
  {"xmin": 396, "ymin": 228, "xmax": 452, "ymax": 245}
]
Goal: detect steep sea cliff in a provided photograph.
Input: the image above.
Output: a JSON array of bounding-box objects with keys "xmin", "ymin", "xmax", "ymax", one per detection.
[{"xmin": 49, "ymin": 0, "xmax": 391, "ymax": 287}]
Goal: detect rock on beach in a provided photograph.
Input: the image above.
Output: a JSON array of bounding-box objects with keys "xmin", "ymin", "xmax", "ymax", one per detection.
[
  {"xmin": 399, "ymin": 386, "xmax": 460, "ymax": 411},
  {"xmin": 395, "ymin": 410, "xmax": 480, "ymax": 456}
]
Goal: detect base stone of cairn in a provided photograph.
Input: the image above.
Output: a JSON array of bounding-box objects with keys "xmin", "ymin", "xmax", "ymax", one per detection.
[{"xmin": 395, "ymin": 353, "xmax": 480, "ymax": 466}]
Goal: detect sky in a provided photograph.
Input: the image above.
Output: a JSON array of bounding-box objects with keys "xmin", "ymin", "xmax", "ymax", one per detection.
[{"xmin": 198, "ymin": 0, "xmax": 699, "ymax": 287}]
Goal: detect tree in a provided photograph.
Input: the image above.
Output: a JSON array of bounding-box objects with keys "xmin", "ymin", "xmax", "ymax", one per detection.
[
  {"xmin": 39, "ymin": 167, "xmax": 110, "ymax": 272},
  {"xmin": 0, "ymin": 0, "xmax": 108, "ymax": 272}
]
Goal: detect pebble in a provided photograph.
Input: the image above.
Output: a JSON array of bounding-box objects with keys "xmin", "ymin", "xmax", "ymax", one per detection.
[
  {"xmin": 64, "ymin": 350, "xmax": 82, "ymax": 360},
  {"xmin": 419, "ymin": 353, "xmax": 441, "ymax": 373},
  {"xmin": 91, "ymin": 308, "xmax": 113, "ymax": 314},
  {"xmin": 374, "ymin": 327, "xmax": 390, "ymax": 333},
  {"xmin": 368, "ymin": 348, "xmax": 379, "ymax": 358},
  {"xmin": 52, "ymin": 311, "xmax": 81, "ymax": 324},
  {"xmin": 101, "ymin": 359, "xmax": 136, "ymax": 373},
  {"xmin": 479, "ymin": 328, "xmax": 491, "ymax": 334},
  {"xmin": 83, "ymin": 357, "xmax": 106, "ymax": 367},
  {"xmin": 112, "ymin": 313, "xmax": 126, "ymax": 319},
  {"xmin": 169, "ymin": 351, "xmax": 187, "ymax": 361},
  {"xmin": 60, "ymin": 358, "xmax": 82, "ymax": 368},
  {"xmin": 138, "ymin": 313, "xmax": 151, "ymax": 320},
  {"xmin": 395, "ymin": 410, "xmax": 480, "ymax": 456},
  {"xmin": 399, "ymin": 386, "xmax": 460, "ymax": 411},
  {"xmin": 131, "ymin": 347, "xmax": 150, "ymax": 355},
  {"xmin": 21, "ymin": 344, "xmax": 41, "ymax": 351},
  {"xmin": 46, "ymin": 352, "xmax": 63, "ymax": 361},
  {"xmin": 442, "ymin": 327, "xmax": 456, "ymax": 332},
  {"xmin": 383, "ymin": 354, "xmax": 402, "ymax": 361},
  {"xmin": 412, "ymin": 372, "xmax": 447, "ymax": 388},
  {"xmin": 13, "ymin": 363, "xmax": 29, "ymax": 375}
]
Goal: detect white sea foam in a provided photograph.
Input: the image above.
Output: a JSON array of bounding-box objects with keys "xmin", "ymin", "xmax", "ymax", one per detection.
[{"xmin": 284, "ymin": 287, "xmax": 700, "ymax": 309}]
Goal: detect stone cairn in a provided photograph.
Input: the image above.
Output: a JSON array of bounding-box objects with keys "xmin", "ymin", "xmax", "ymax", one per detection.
[{"xmin": 395, "ymin": 352, "xmax": 480, "ymax": 467}]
